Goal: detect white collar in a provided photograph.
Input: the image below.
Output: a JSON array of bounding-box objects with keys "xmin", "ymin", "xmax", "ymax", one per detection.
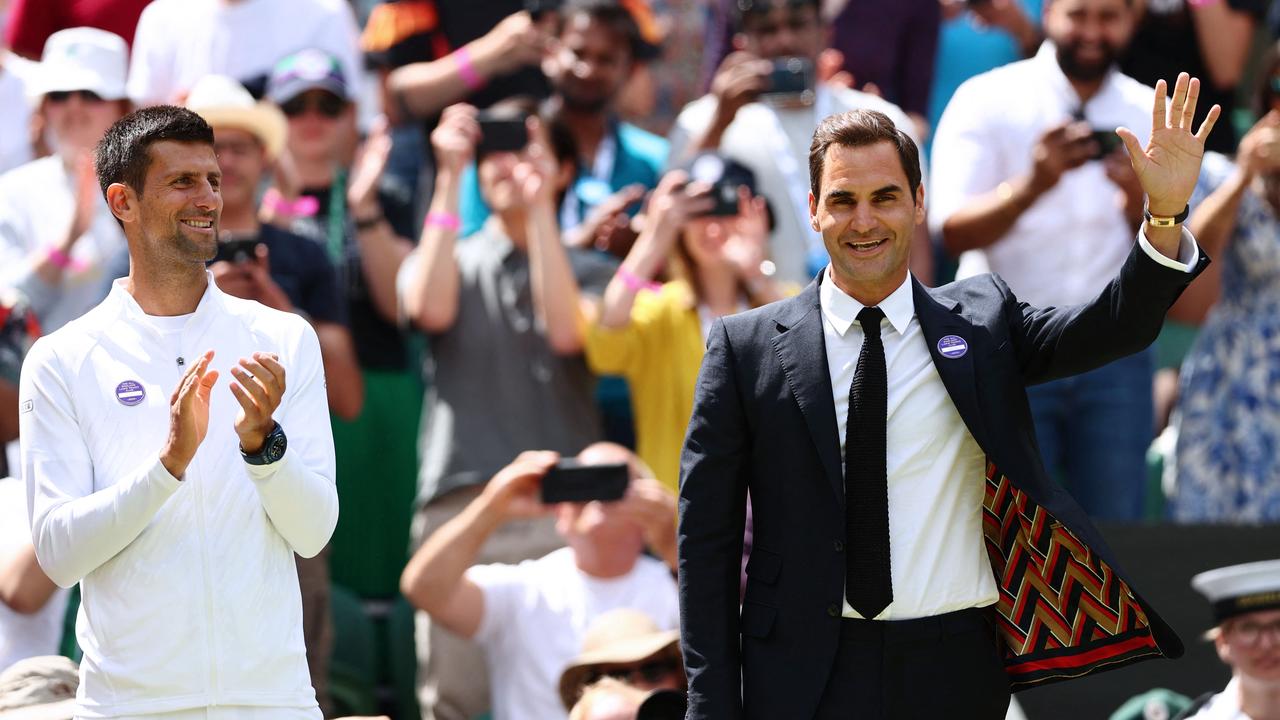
[
  {"xmin": 107, "ymin": 270, "xmax": 224, "ymax": 332},
  {"xmin": 1032, "ymin": 40, "xmax": 1120, "ymax": 111},
  {"xmin": 818, "ymin": 269, "xmax": 915, "ymax": 338}
]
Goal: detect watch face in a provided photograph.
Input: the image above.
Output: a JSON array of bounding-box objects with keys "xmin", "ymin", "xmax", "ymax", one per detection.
[{"xmin": 265, "ymin": 432, "xmax": 287, "ymax": 463}]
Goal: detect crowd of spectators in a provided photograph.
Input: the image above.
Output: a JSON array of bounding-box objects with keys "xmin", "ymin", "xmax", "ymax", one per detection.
[{"xmin": 0, "ymin": 0, "xmax": 1277, "ymax": 718}]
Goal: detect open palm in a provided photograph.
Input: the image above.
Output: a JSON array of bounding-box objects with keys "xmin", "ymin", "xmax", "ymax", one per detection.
[{"xmin": 1116, "ymin": 72, "xmax": 1221, "ymax": 216}]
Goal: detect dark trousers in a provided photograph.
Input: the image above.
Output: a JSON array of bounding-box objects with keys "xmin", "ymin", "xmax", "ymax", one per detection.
[{"xmin": 815, "ymin": 607, "xmax": 1011, "ymax": 720}]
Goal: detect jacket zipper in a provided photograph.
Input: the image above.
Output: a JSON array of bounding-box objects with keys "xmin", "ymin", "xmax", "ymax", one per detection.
[{"xmin": 183, "ymin": 352, "xmax": 221, "ymax": 705}]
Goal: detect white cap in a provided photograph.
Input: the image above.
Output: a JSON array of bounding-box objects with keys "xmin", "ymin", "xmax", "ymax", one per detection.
[
  {"xmin": 28, "ymin": 27, "xmax": 128, "ymax": 103},
  {"xmin": 185, "ymin": 74, "xmax": 288, "ymax": 160},
  {"xmin": 1191, "ymin": 559, "xmax": 1280, "ymax": 623}
]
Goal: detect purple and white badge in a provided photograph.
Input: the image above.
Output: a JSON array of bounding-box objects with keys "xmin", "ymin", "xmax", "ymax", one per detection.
[
  {"xmin": 115, "ymin": 380, "xmax": 146, "ymax": 407},
  {"xmin": 937, "ymin": 335, "xmax": 968, "ymax": 359}
]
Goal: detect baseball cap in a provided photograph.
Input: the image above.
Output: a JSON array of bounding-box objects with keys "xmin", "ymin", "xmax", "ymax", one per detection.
[{"xmin": 265, "ymin": 48, "xmax": 350, "ymax": 105}]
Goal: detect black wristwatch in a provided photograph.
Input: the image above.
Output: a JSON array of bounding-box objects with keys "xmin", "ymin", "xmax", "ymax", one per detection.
[{"xmin": 242, "ymin": 422, "xmax": 287, "ymax": 465}]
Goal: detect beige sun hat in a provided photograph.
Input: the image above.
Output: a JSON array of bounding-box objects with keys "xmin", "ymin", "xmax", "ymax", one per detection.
[
  {"xmin": 559, "ymin": 609, "xmax": 681, "ymax": 710},
  {"xmin": 185, "ymin": 74, "xmax": 288, "ymax": 160},
  {"xmin": 0, "ymin": 655, "xmax": 79, "ymax": 720}
]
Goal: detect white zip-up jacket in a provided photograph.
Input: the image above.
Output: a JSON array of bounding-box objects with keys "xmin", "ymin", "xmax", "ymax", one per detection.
[{"xmin": 18, "ymin": 276, "xmax": 338, "ymax": 718}]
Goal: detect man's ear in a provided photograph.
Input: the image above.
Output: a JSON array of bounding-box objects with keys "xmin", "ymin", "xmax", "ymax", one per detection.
[
  {"xmin": 914, "ymin": 184, "xmax": 926, "ymax": 224},
  {"xmin": 105, "ymin": 183, "xmax": 138, "ymax": 225},
  {"xmin": 808, "ymin": 190, "xmax": 820, "ymax": 233}
]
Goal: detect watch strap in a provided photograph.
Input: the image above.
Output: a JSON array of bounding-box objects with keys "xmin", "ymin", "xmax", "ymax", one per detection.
[{"xmin": 1144, "ymin": 202, "xmax": 1190, "ymax": 228}]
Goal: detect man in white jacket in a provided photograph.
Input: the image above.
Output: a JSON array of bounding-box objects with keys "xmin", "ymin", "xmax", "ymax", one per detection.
[{"xmin": 17, "ymin": 104, "xmax": 339, "ymax": 719}]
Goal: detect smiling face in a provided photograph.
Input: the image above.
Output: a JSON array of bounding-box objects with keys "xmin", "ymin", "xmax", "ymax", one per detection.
[
  {"xmin": 547, "ymin": 13, "xmax": 634, "ymax": 114},
  {"xmin": 126, "ymin": 140, "xmax": 222, "ymax": 266},
  {"xmin": 1044, "ymin": 0, "xmax": 1135, "ymax": 83},
  {"xmin": 808, "ymin": 140, "xmax": 923, "ymax": 304}
]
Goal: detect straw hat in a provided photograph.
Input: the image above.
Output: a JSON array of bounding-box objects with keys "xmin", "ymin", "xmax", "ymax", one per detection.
[
  {"xmin": 559, "ymin": 609, "xmax": 680, "ymax": 710},
  {"xmin": 185, "ymin": 74, "xmax": 288, "ymax": 159},
  {"xmin": 0, "ymin": 656, "xmax": 79, "ymax": 720}
]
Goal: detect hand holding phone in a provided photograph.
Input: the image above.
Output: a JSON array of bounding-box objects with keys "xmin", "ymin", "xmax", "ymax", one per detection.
[{"xmin": 476, "ymin": 112, "xmax": 530, "ymax": 157}]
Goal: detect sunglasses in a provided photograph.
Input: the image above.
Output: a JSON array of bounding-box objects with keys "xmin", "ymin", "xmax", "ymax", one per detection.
[
  {"xmin": 280, "ymin": 92, "xmax": 347, "ymax": 119},
  {"xmin": 46, "ymin": 89, "xmax": 105, "ymax": 104},
  {"xmin": 584, "ymin": 657, "xmax": 682, "ymax": 687}
]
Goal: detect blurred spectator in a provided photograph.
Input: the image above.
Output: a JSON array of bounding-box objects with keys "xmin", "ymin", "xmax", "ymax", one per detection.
[
  {"xmin": 826, "ymin": 0, "xmax": 941, "ymax": 131},
  {"xmin": 399, "ymin": 447, "xmax": 680, "ymax": 720},
  {"xmin": 927, "ymin": 0, "xmax": 1043, "ymax": 142},
  {"xmin": 184, "ymin": 73, "xmax": 365, "ymax": 717},
  {"xmin": 1108, "ymin": 688, "xmax": 1194, "ymax": 720},
  {"xmin": 0, "ymin": 42, "xmax": 35, "ymax": 174},
  {"xmin": 398, "ymin": 101, "xmax": 618, "ymax": 720},
  {"xmin": 186, "ymin": 74, "xmax": 364, "ymax": 420},
  {"xmin": 623, "ymin": 0, "xmax": 703, "ymax": 136},
  {"xmin": 3, "ymin": 0, "xmax": 150, "ymax": 60},
  {"xmin": 1167, "ymin": 48, "xmax": 1280, "ymax": 523},
  {"xmin": 456, "ymin": 0, "xmax": 669, "ymax": 238},
  {"xmin": 261, "ymin": 48, "xmax": 420, "ymax": 601},
  {"xmin": 0, "ymin": 474, "xmax": 66, "ymax": 674},
  {"xmin": 930, "ymin": 0, "xmax": 1155, "ymax": 520},
  {"xmin": 668, "ymin": 0, "xmax": 927, "ymax": 287},
  {"xmin": 126, "ymin": 0, "xmax": 363, "ymax": 104},
  {"xmin": 1120, "ymin": 0, "xmax": 1265, "ymax": 156},
  {"xmin": 583, "ymin": 161, "xmax": 782, "ymax": 492},
  {"xmin": 1180, "ymin": 560, "xmax": 1280, "ymax": 719},
  {"xmin": 568, "ymin": 678, "xmax": 648, "ymax": 720},
  {"xmin": 558, "ymin": 609, "xmax": 684, "ymax": 711},
  {"xmin": 0, "ymin": 655, "xmax": 77, "ymax": 718},
  {"xmin": 368, "ymin": 2, "xmax": 551, "ymax": 202},
  {"xmin": 0, "ymin": 28, "xmax": 130, "ymax": 334}
]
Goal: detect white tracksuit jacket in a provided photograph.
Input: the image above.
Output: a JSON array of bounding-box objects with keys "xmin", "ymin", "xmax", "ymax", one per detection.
[{"xmin": 18, "ymin": 276, "xmax": 338, "ymax": 717}]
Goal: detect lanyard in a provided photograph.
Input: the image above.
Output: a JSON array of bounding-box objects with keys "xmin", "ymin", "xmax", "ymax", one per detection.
[
  {"xmin": 560, "ymin": 130, "xmax": 619, "ymax": 231},
  {"xmin": 760, "ymin": 85, "xmax": 833, "ymax": 277},
  {"xmin": 325, "ymin": 168, "xmax": 347, "ymax": 266}
]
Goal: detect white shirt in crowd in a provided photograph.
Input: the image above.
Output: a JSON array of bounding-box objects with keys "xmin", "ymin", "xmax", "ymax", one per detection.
[
  {"xmin": 0, "ymin": 476, "xmax": 70, "ymax": 674},
  {"xmin": 929, "ymin": 42, "xmax": 1156, "ymax": 308},
  {"xmin": 469, "ymin": 547, "xmax": 680, "ymax": 720},
  {"xmin": 20, "ymin": 276, "xmax": 338, "ymax": 718},
  {"xmin": 127, "ymin": 0, "xmax": 363, "ymax": 105},
  {"xmin": 818, "ymin": 229, "xmax": 1199, "ymax": 620},
  {"xmin": 0, "ymin": 54, "xmax": 36, "ymax": 175},
  {"xmin": 1185, "ymin": 679, "xmax": 1253, "ymax": 720},
  {"xmin": 668, "ymin": 84, "xmax": 920, "ymax": 287},
  {"xmin": 0, "ymin": 156, "xmax": 128, "ymax": 334}
]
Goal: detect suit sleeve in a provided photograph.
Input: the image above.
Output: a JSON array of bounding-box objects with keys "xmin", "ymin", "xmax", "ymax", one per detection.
[
  {"xmin": 678, "ymin": 318, "xmax": 751, "ymax": 720},
  {"xmin": 1005, "ymin": 228, "xmax": 1208, "ymax": 386},
  {"xmin": 244, "ymin": 319, "xmax": 339, "ymax": 558}
]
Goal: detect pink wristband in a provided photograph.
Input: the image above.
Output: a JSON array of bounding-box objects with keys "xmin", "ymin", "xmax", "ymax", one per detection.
[
  {"xmin": 616, "ymin": 266, "xmax": 661, "ymax": 293},
  {"xmin": 454, "ymin": 47, "xmax": 486, "ymax": 92},
  {"xmin": 424, "ymin": 211, "xmax": 461, "ymax": 232},
  {"xmin": 262, "ymin": 188, "xmax": 319, "ymax": 217},
  {"xmin": 46, "ymin": 247, "xmax": 85, "ymax": 272}
]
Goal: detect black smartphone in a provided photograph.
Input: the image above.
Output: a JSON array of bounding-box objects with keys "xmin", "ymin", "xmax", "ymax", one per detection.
[
  {"xmin": 540, "ymin": 460, "xmax": 629, "ymax": 504},
  {"xmin": 525, "ymin": 0, "xmax": 564, "ymax": 19},
  {"xmin": 476, "ymin": 113, "xmax": 529, "ymax": 157},
  {"xmin": 637, "ymin": 689, "xmax": 688, "ymax": 720},
  {"xmin": 212, "ymin": 238, "xmax": 264, "ymax": 264},
  {"xmin": 762, "ymin": 56, "xmax": 814, "ymax": 101},
  {"xmin": 704, "ymin": 180, "xmax": 741, "ymax": 217},
  {"xmin": 1090, "ymin": 129, "xmax": 1123, "ymax": 159}
]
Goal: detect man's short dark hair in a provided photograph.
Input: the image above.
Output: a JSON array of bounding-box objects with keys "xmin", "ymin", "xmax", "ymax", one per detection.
[
  {"xmin": 94, "ymin": 105, "xmax": 215, "ymax": 198},
  {"xmin": 736, "ymin": 0, "xmax": 821, "ymax": 27},
  {"xmin": 808, "ymin": 109, "xmax": 922, "ymax": 200},
  {"xmin": 562, "ymin": 0, "xmax": 653, "ymax": 61}
]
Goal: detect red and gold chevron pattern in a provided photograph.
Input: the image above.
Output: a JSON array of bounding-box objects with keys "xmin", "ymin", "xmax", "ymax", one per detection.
[{"xmin": 981, "ymin": 462, "xmax": 1163, "ymax": 688}]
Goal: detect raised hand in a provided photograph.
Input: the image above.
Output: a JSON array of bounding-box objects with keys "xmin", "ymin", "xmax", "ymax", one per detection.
[
  {"xmin": 1117, "ymin": 72, "xmax": 1221, "ymax": 216},
  {"xmin": 479, "ymin": 450, "xmax": 559, "ymax": 520},
  {"xmin": 431, "ymin": 104, "xmax": 481, "ymax": 177},
  {"xmin": 229, "ymin": 352, "xmax": 287, "ymax": 454},
  {"xmin": 160, "ymin": 350, "xmax": 219, "ymax": 478},
  {"xmin": 347, "ymin": 117, "xmax": 393, "ymax": 219},
  {"xmin": 512, "ymin": 116, "xmax": 561, "ymax": 207}
]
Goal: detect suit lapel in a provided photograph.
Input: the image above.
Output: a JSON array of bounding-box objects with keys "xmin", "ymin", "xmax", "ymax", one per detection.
[
  {"xmin": 912, "ymin": 279, "xmax": 989, "ymax": 449},
  {"xmin": 771, "ymin": 281, "xmax": 845, "ymax": 507}
]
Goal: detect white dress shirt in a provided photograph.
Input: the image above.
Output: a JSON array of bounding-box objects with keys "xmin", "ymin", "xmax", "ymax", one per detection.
[
  {"xmin": 820, "ymin": 231, "xmax": 1198, "ymax": 620},
  {"xmin": 929, "ymin": 43, "xmax": 1157, "ymax": 307},
  {"xmin": 820, "ymin": 270, "xmax": 996, "ymax": 620}
]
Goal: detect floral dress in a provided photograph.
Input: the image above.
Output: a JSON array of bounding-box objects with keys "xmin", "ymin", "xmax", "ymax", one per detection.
[{"xmin": 1171, "ymin": 152, "xmax": 1280, "ymax": 522}]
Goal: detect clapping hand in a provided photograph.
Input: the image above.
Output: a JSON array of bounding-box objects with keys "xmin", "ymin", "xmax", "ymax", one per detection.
[
  {"xmin": 1116, "ymin": 72, "xmax": 1221, "ymax": 216},
  {"xmin": 230, "ymin": 352, "xmax": 287, "ymax": 454}
]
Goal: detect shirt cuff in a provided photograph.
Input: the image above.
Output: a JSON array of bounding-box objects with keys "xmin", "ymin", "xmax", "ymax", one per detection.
[{"xmin": 1137, "ymin": 226, "xmax": 1200, "ymax": 272}]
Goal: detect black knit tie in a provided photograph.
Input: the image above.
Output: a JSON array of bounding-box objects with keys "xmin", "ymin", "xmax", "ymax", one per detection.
[{"xmin": 845, "ymin": 306, "xmax": 892, "ymax": 618}]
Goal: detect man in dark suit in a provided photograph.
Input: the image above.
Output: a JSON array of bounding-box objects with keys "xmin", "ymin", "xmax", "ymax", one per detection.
[{"xmin": 678, "ymin": 72, "xmax": 1218, "ymax": 719}]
